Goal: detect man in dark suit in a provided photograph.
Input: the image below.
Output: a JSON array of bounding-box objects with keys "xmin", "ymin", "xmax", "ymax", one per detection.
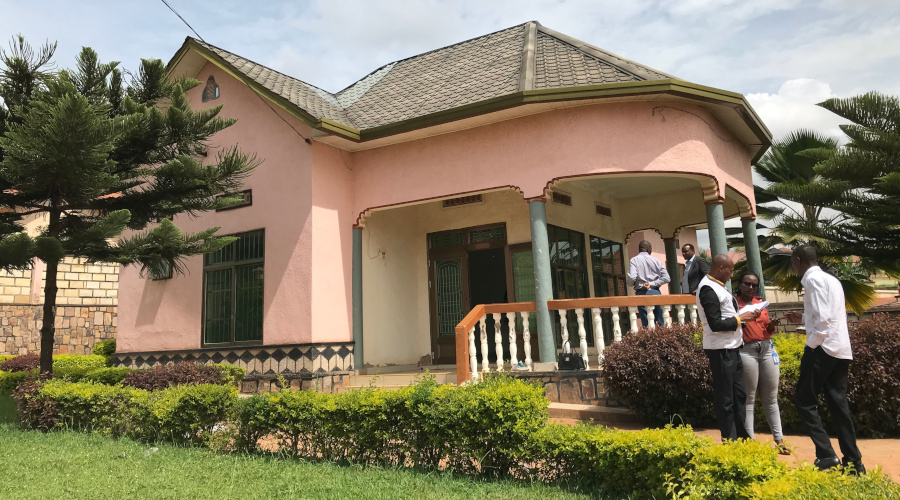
[{"xmin": 681, "ymin": 243, "xmax": 710, "ymax": 295}]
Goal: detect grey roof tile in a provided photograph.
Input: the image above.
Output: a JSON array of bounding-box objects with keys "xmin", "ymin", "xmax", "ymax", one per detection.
[{"xmin": 190, "ymin": 21, "xmax": 677, "ymax": 132}]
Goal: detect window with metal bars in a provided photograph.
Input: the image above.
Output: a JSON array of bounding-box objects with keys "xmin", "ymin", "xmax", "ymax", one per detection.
[{"xmin": 202, "ymin": 229, "xmax": 264, "ymax": 346}]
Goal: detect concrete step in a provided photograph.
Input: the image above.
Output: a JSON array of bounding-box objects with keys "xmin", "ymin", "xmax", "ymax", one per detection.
[
  {"xmin": 548, "ymin": 403, "xmax": 640, "ymax": 426},
  {"xmin": 345, "ymin": 371, "xmax": 455, "ymax": 387}
]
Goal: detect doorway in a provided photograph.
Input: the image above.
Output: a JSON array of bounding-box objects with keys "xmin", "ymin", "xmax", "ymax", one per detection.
[{"xmin": 428, "ymin": 224, "xmax": 509, "ymax": 364}]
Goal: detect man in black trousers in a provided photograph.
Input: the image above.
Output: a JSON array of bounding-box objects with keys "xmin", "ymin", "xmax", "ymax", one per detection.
[
  {"xmin": 786, "ymin": 246, "xmax": 865, "ymax": 474},
  {"xmin": 696, "ymin": 254, "xmax": 760, "ymax": 441}
]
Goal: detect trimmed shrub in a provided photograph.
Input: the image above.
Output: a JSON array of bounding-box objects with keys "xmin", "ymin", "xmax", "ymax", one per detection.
[
  {"xmin": 214, "ymin": 363, "xmax": 246, "ymax": 387},
  {"xmin": 749, "ymin": 465, "xmax": 900, "ymax": 499},
  {"xmin": 847, "ymin": 313, "xmax": 900, "ymax": 437},
  {"xmin": 0, "ymin": 370, "xmax": 33, "ymax": 393},
  {"xmin": 136, "ymin": 383, "xmax": 237, "ymax": 444},
  {"xmin": 123, "ymin": 362, "xmax": 238, "ymax": 390},
  {"xmin": 91, "ymin": 339, "xmax": 116, "ymax": 366},
  {"xmin": 601, "ymin": 323, "xmax": 715, "ymax": 425},
  {"xmin": 54, "ymin": 366, "xmax": 132, "ymax": 386},
  {"xmin": 668, "ymin": 438, "xmax": 787, "ymax": 500},
  {"xmin": 0, "ymin": 353, "xmax": 40, "ymax": 372},
  {"xmin": 523, "ymin": 423, "xmax": 709, "ymax": 499},
  {"xmin": 53, "ymin": 354, "xmax": 107, "ymax": 370},
  {"xmin": 12, "ymin": 379, "xmax": 58, "ymax": 431},
  {"xmin": 29, "ymin": 380, "xmax": 145, "ymax": 436}
]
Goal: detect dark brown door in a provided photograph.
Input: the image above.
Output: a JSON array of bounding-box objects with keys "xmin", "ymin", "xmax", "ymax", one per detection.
[{"xmin": 427, "ymin": 224, "xmax": 509, "ymax": 365}]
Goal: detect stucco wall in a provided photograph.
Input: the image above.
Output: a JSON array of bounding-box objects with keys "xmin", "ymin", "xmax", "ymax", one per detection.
[
  {"xmin": 351, "ymin": 101, "xmax": 755, "ymax": 225},
  {"xmin": 116, "ymin": 61, "xmax": 314, "ymax": 353}
]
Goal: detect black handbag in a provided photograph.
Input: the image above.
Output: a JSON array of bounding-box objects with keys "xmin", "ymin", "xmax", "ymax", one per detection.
[{"xmin": 558, "ymin": 341, "xmax": 586, "ymax": 370}]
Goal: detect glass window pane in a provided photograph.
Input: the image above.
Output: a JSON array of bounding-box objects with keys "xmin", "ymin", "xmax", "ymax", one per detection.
[
  {"xmin": 235, "ymin": 231, "xmax": 265, "ymax": 262},
  {"xmin": 429, "ymin": 232, "xmax": 463, "ymax": 249},
  {"xmin": 204, "ymin": 268, "xmax": 232, "ymax": 344},
  {"xmin": 204, "ymin": 244, "xmax": 232, "ymax": 266},
  {"xmin": 469, "ymin": 227, "xmax": 504, "ymax": 243},
  {"xmin": 234, "ymin": 264, "xmax": 264, "ymax": 342}
]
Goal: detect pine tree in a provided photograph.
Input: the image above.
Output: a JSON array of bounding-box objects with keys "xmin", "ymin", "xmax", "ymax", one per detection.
[
  {"xmin": 792, "ymin": 92, "xmax": 900, "ymax": 273},
  {"xmin": 0, "ymin": 37, "xmax": 259, "ymax": 373}
]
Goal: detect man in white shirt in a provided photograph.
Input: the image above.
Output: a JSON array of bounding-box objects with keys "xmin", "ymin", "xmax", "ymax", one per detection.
[
  {"xmin": 626, "ymin": 240, "xmax": 670, "ymax": 327},
  {"xmin": 696, "ymin": 254, "xmax": 760, "ymax": 441},
  {"xmin": 785, "ymin": 245, "xmax": 864, "ymax": 474}
]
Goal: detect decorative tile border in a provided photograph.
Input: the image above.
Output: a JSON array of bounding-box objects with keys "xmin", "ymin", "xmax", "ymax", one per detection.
[{"xmin": 114, "ymin": 343, "xmax": 354, "ymax": 377}]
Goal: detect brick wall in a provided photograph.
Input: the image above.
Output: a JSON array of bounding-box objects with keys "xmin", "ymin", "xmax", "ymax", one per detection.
[
  {"xmin": 0, "ymin": 256, "xmax": 119, "ymax": 356},
  {"xmin": 41, "ymin": 257, "xmax": 119, "ymax": 306}
]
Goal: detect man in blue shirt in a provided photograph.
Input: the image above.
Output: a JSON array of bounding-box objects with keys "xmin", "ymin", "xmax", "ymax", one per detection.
[{"xmin": 627, "ymin": 240, "xmax": 670, "ymax": 327}]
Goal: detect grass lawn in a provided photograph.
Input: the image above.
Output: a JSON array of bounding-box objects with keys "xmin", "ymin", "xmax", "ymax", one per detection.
[{"xmin": 0, "ymin": 417, "xmax": 599, "ymax": 500}]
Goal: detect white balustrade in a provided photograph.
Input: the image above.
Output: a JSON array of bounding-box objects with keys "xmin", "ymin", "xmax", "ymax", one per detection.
[
  {"xmin": 522, "ymin": 313, "xmax": 533, "ymax": 370},
  {"xmin": 468, "ymin": 326, "xmax": 478, "ymax": 381},
  {"xmin": 611, "ymin": 306, "xmax": 623, "ymax": 343},
  {"xmin": 575, "ymin": 308, "xmax": 589, "ymax": 369},
  {"xmin": 558, "ymin": 309, "xmax": 569, "ymax": 346},
  {"xmin": 492, "ymin": 313, "xmax": 503, "ymax": 370},
  {"xmin": 479, "ymin": 316, "xmax": 489, "ymax": 374},
  {"xmin": 508, "ymin": 313, "xmax": 519, "ymax": 368},
  {"xmin": 628, "ymin": 306, "xmax": 639, "ymax": 333},
  {"xmin": 591, "ymin": 307, "xmax": 604, "ymax": 365},
  {"xmin": 457, "ymin": 296, "xmax": 699, "ymax": 384}
]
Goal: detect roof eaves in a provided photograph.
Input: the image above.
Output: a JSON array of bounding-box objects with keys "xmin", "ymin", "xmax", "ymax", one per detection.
[
  {"xmin": 169, "ymin": 38, "xmax": 362, "ymax": 141},
  {"xmin": 535, "ymin": 23, "xmax": 680, "ymax": 82}
]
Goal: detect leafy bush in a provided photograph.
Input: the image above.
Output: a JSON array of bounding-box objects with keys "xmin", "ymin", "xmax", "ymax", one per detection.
[
  {"xmin": 13, "ymin": 379, "xmax": 236, "ymax": 444},
  {"xmin": 123, "ymin": 362, "xmax": 239, "ymax": 390},
  {"xmin": 136, "ymin": 383, "xmax": 237, "ymax": 444},
  {"xmin": 749, "ymin": 465, "xmax": 900, "ymax": 499},
  {"xmin": 0, "ymin": 354, "xmax": 14, "ymax": 364},
  {"xmin": 601, "ymin": 323, "xmax": 715, "ymax": 425},
  {"xmin": 214, "ymin": 363, "xmax": 246, "ymax": 387},
  {"xmin": 91, "ymin": 339, "xmax": 116, "ymax": 366},
  {"xmin": 847, "ymin": 313, "xmax": 900, "ymax": 437},
  {"xmin": 0, "ymin": 353, "xmax": 40, "ymax": 372},
  {"xmin": 0, "ymin": 370, "xmax": 33, "ymax": 393},
  {"xmin": 524, "ymin": 423, "xmax": 709, "ymax": 499},
  {"xmin": 31, "ymin": 380, "xmax": 145, "ymax": 436},
  {"xmin": 53, "ymin": 354, "xmax": 107, "ymax": 370},
  {"xmin": 54, "ymin": 366, "xmax": 132, "ymax": 385},
  {"xmin": 668, "ymin": 438, "xmax": 787, "ymax": 500}
]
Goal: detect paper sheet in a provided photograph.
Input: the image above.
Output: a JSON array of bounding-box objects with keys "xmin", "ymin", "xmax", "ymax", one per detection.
[{"xmin": 738, "ymin": 301, "xmax": 769, "ymax": 315}]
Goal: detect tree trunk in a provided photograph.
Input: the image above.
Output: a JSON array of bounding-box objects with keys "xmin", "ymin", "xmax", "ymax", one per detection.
[{"xmin": 39, "ymin": 258, "xmax": 59, "ymax": 374}]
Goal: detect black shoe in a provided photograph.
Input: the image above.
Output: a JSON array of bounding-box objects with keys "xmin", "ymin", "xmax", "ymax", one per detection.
[
  {"xmin": 814, "ymin": 457, "xmax": 841, "ymax": 471},
  {"xmin": 843, "ymin": 458, "xmax": 866, "ymax": 476}
]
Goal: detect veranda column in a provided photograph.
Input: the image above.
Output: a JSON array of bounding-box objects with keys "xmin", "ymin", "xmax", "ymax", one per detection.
[
  {"xmin": 352, "ymin": 226, "xmax": 364, "ymax": 370},
  {"xmin": 741, "ymin": 216, "xmax": 766, "ymax": 299},
  {"xmin": 705, "ymin": 198, "xmax": 730, "ymax": 289},
  {"xmin": 528, "ymin": 198, "xmax": 556, "ymax": 363},
  {"xmin": 663, "ymin": 237, "xmax": 682, "ymax": 294}
]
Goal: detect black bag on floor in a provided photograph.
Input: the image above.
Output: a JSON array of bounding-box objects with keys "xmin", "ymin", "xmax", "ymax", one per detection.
[{"xmin": 557, "ymin": 341, "xmax": 586, "ymax": 370}]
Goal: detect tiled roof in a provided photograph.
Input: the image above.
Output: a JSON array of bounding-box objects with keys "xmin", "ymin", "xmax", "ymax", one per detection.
[{"xmin": 190, "ymin": 21, "xmax": 677, "ymax": 131}]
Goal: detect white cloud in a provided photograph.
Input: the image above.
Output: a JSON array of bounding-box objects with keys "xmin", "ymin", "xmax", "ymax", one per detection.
[{"xmin": 747, "ymin": 79, "xmax": 850, "ymax": 142}]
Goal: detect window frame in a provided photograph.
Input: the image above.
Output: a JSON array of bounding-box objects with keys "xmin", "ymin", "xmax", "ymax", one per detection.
[{"xmin": 201, "ymin": 228, "xmax": 265, "ymax": 347}]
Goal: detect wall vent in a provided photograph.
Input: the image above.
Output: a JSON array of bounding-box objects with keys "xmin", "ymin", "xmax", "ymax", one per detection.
[
  {"xmin": 595, "ymin": 204, "xmax": 612, "ymax": 217},
  {"xmin": 551, "ymin": 191, "xmax": 572, "ymax": 206},
  {"xmin": 442, "ymin": 194, "xmax": 483, "ymax": 208}
]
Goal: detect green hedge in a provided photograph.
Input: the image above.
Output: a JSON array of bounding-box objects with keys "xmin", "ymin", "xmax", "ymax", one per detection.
[
  {"xmin": 10, "ymin": 372, "xmax": 899, "ymax": 499},
  {"xmin": 17, "ymin": 380, "xmax": 236, "ymax": 444},
  {"xmin": 92, "ymin": 339, "xmax": 116, "ymax": 366}
]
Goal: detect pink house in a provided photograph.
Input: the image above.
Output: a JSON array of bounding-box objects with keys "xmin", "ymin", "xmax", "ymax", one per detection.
[{"xmin": 114, "ymin": 22, "xmax": 770, "ymax": 387}]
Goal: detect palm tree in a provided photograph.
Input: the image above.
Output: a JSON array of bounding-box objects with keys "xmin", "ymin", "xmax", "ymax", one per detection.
[{"xmin": 728, "ymin": 130, "xmax": 877, "ymax": 315}]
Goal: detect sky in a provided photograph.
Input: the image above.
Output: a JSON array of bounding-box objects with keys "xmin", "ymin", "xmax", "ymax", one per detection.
[{"xmin": 3, "ymin": 0, "xmax": 900, "ymax": 246}]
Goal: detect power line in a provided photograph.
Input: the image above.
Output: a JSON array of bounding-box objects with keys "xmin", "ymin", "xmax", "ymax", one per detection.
[{"xmin": 159, "ymin": 0, "xmax": 311, "ymax": 145}]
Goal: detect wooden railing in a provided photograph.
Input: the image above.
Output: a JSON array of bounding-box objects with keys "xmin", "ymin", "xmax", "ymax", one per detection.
[{"xmin": 455, "ymin": 295, "xmax": 698, "ymax": 385}]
